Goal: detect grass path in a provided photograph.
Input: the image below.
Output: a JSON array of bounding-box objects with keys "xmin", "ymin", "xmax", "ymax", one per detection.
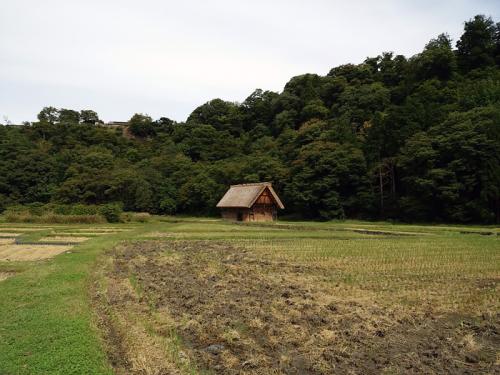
[{"xmin": 0, "ymin": 223, "xmax": 158, "ymax": 375}]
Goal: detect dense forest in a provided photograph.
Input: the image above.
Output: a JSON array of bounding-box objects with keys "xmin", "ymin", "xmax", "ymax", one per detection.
[{"xmin": 1, "ymin": 15, "xmax": 499, "ymax": 223}]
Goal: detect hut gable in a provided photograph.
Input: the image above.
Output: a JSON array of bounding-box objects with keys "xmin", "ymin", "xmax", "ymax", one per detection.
[{"xmin": 216, "ymin": 182, "xmax": 284, "ymax": 222}]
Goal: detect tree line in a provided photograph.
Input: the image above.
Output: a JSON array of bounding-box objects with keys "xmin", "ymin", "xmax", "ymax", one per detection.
[{"xmin": 1, "ymin": 15, "xmax": 499, "ymax": 223}]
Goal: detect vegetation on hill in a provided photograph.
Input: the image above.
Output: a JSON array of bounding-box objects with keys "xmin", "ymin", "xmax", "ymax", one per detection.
[{"xmin": 1, "ymin": 15, "xmax": 499, "ymax": 223}]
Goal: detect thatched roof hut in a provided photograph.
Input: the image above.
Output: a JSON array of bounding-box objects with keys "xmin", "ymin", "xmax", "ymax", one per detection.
[{"xmin": 216, "ymin": 182, "xmax": 284, "ymax": 222}]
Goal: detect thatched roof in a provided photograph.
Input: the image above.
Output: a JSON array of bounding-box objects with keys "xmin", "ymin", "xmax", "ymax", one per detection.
[{"xmin": 216, "ymin": 182, "xmax": 285, "ymax": 209}]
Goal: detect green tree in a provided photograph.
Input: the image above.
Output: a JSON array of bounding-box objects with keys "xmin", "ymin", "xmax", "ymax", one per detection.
[
  {"xmin": 187, "ymin": 99, "xmax": 243, "ymax": 136},
  {"xmin": 80, "ymin": 110, "xmax": 100, "ymax": 124},
  {"xmin": 287, "ymin": 141, "xmax": 373, "ymax": 219},
  {"xmin": 398, "ymin": 106, "xmax": 500, "ymax": 222},
  {"xmin": 128, "ymin": 113, "xmax": 155, "ymax": 137},
  {"xmin": 457, "ymin": 15, "xmax": 497, "ymax": 71},
  {"xmin": 241, "ymin": 89, "xmax": 279, "ymax": 132},
  {"xmin": 37, "ymin": 107, "xmax": 59, "ymax": 123},
  {"xmin": 58, "ymin": 109, "xmax": 80, "ymax": 124},
  {"xmin": 415, "ymin": 33, "xmax": 456, "ymax": 80}
]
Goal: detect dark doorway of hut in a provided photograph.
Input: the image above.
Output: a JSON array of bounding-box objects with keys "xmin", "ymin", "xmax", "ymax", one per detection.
[{"xmin": 237, "ymin": 212, "xmax": 243, "ymax": 221}]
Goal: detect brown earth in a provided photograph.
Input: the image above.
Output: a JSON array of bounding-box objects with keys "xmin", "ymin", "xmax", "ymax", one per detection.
[{"xmin": 96, "ymin": 241, "xmax": 500, "ymax": 375}]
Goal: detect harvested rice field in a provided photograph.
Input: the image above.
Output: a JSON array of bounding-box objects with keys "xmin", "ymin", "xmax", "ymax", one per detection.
[
  {"xmin": 93, "ymin": 220, "xmax": 500, "ymax": 375},
  {"xmin": 0, "ymin": 219, "xmax": 498, "ymax": 375},
  {"xmin": 0, "ymin": 242, "xmax": 73, "ymax": 261}
]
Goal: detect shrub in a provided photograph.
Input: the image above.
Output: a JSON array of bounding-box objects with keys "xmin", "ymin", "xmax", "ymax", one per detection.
[
  {"xmin": 121, "ymin": 212, "xmax": 151, "ymax": 223},
  {"xmin": 99, "ymin": 204, "xmax": 123, "ymax": 223},
  {"xmin": 3, "ymin": 203, "xmax": 118, "ymax": 223},
  {"xmin": 4, "ymin": 210, "xmax": 33, "ymax": 223},
  {"xmin": 3, "ymin": 211, "xmax": 106, "ymax": 224},
  {"xmin": 70, "ymin": 204, "xmax": 101, "ymax": 216},
  {"xmin": 39, "ymin": 214, "xmax": 106, "ymax": 224},
  {"xmin": 25, "ymin": 202, "xmax": 45, "ymax": 216},
  {"xmin": 50, "ymin": 204, "xmax": 101, "ymax": 216},
  {"xmin": 159, "ymin": 197, "xmax": 176, "ymax": 214},
  {"xmin": 51, "ymin": 204, "xmax": 72, "ymax": 215}
]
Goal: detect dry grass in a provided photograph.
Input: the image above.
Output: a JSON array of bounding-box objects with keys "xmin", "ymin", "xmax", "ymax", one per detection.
[
  {"xmin": 345, "ymin": 227, "xmax": 431, "ymax": 235},
  {"xmin": 0, "ymin": 233, "xmax": 22, "ymax": 237},
  {"xmin": 0, "ymin": 272, "xmax": 13, "ymax": 282},
  {"xmin": 0, "ymin": 227, "xmax": 52, "ymax": 231},
  {"xmin": 74, "ymin": 228, "xmax": 131, "ymax": 232},
  {"xmin": 145, "ymin": 232, "xmax": 175, "ymax": 238},
  {"xmin": 0, "ymin": 243, "xmax": 73, "ymax": 261},
  {"xmin": 0, "ymin": 239, "xmax": 15, "ymax": 245},
  {"xmin": 39, "ymin": 236, "xmax": 89, "ymax": 243},
  {"xmin": 59, "ymin": 232, "xmax": 111, "ymax": 236}
]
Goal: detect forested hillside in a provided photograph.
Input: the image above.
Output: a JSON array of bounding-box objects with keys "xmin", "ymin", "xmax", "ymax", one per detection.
[{"xmin": 1, "ymin": 15, "xmax": 499, "ymax": 223}]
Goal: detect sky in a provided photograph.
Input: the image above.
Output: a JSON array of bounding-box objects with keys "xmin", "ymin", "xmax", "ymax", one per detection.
[{"xmin": 1, "ymin": 0, "xmax": 499, "ymax": 124}]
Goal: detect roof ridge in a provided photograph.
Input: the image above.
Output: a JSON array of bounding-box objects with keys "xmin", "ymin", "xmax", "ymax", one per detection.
[{"xmin": 230, "ymin": 182, "xmax": 271, "ymax": 187}]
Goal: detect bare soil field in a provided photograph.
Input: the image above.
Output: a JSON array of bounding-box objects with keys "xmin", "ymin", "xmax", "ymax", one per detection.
[{"xmin": 95, "ymin": 240, "xmax": 499, "ymax": 374}]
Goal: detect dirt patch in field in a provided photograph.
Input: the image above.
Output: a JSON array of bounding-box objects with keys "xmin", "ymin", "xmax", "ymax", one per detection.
[
  {"xmin": 0, "ymin": 227, "xmax": 53, "ymax": 231},
  {"xmin": 39, "ymin": 236, "xmax": 89, "ymax": 243},
  {"xmin": 59, "ymin": 232, "xmax": 110, "ymax": 236},
  {"xmin": 0, "ymin": 233, "xmax": 22, "ymax": 237},
  {"xmin": 76, "ymin": 228, "xmax": 130, "ymax": 232},
  {"xmin": 144, "ymin": 231, "xmax": 175, "ymax": 238},
  {"xmin": 346, "ymin": 227, "xmax": 423, "ymax": 236},
  {"xmin": 0, "ymin": 243, "xmax": 73, "ymax": 261},
  {"xmin": 96, "ymin": 241, "xmax": 500, "ymax": 374},
  {"xmin": 0, "ymin": 272, "xmax": 14, "ymax": 281}
]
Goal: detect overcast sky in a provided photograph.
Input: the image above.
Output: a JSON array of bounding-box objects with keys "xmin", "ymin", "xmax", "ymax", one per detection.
[{"xmin": 1, "ymin": 0, "xmax": 499, "ymax": 124}]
